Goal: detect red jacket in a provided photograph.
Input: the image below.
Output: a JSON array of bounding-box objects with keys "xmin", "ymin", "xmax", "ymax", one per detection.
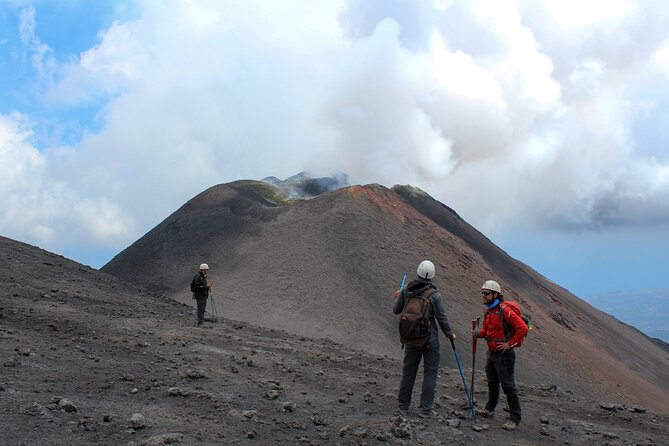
[{"xmin": 478, "ymin": 302, "xmax": 528, "ymax": 350}]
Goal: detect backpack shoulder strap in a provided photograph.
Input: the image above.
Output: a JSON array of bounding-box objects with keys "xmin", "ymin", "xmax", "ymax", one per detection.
[
  {"xmin": 401, "ymin": 287, "xmax": 437, "ymax": 314},
  {"xmin": 422, "ymin": 288, "xmax": 437, "ymax": 299},
  {"xmin": 497, "ymin": 303, "xmax": 512, "ymax": 341},
  {"xmin": 421, "ymin": 288, "xmax": 438, "ymax": 318}
]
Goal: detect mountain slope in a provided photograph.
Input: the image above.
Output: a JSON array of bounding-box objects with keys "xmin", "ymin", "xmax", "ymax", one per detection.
[
  {"xmin": 3, "ymin": 235, "xmax": 668, "ymax": 445},
  {"xmin": 102, "ymin": 181, "xmax": 669, "ymax": 412}
]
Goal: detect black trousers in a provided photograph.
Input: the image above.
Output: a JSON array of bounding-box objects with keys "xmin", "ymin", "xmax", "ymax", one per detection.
[
  {"xmin": 195, "ymin": 297, "xmax": 207, "ymax": 326},
  {"xmin": 485, "ymin": 349, "xmax": 521, "ymax": 424}
]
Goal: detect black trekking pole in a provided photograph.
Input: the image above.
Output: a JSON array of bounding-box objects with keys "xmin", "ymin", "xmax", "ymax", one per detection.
[
  {"xmin": 470, "ymin": 317, "xmax": 480, "ymax": 404},
  {"xmin": 398, "ymin": 272, "xmax": 407, "ymax": 350},
  {"xmin": 450, "ymin": 338, "xmax": 482, "ymax": 430}
]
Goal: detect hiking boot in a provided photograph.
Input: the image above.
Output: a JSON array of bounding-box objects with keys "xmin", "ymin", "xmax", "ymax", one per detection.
[
  {"xmin": 502, "ymin": 420, "xmax": 519, "ymax": 431},
  {"xmin": 477, "ymin": 407, "xmax": 495, "ymax": 418},
  {"xmin": 418, "ymin": 409, "xmax": 437, "ymax": 418}
]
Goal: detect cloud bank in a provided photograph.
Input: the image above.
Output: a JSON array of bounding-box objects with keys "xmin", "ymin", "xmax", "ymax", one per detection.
[{"xmin": 1, "ymin": 0, "xmax": 669, "ymax": 259}]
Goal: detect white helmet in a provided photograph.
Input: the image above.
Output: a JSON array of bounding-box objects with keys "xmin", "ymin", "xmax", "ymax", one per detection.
[
  {"xmin": 482, "ymin": 280, "xmax": 501, "ymax": 294},
  {"xmin": 417, "ymin": 260, "xmax": 436, "ymax": 280},
  {"xmin": 199, "ymin": 263, "xmax": 209, "ymax": 270}
]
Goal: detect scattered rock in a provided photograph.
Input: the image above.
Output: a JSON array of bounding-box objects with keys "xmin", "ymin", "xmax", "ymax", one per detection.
[
  {"xmin": 389, "ymin": 416, "xmax": 412, "ymax": 439},
  {"xmin": 282, "ymin": 401, "xmax": 296, "ymax": 412},
  {"xmin": 168, "ymin": 387, "xmax": 182, "ymax": 397},
  {"xmin": 600, "ymin": 402, "xmax": 624, "ymax": 411},
  {"xmin": 376, "ymin": 432, "xmax": 391, "ymax": 441},
  {"xmin": 266, "ymin": 389, "xmax": 279, "ymax": 400},
  {"xmin": 17, "ymin": 347, "xmax": 31, "ymax": 356},
  {"xmin": 310, "ymin": 415, "xmax": 327, "ymax": 426},
  {"xmin": 58, "ymin": 398, "xmax": 78, "ymax": 412},
  {"xmin": 136, "ymin": 433, "xmax": 184, "ymax": 445},
  {"xmin": 540, "ymin": 415, "xmax": 550, "ymax": 424},
  {"xmin": 129, "ymin": 413, "xmax": 146, "ymax": 429},
  {"xmin": 447, "ymin": 418, "xmax": 461, "ymax": 428},
  {"xmin": 186, "ymin": 369, "xmax": 205, "ymax": 379},
  {"xmin": 78, "ymin": 417, "xmax": 97, "ymax": 431},
  {"xmin": 22, "ymin": 402, "xmax": 46, "ymax": 416}
]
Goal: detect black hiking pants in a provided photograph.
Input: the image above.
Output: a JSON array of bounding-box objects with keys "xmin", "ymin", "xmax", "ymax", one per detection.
[
  {"xmin": 195, "ymin": 297, "xmax": 207, "ymax": 326},
  {"xmin": 485, "ymin": 349, "xmax": 521, "ymax": 424},
  {"xmin": 398, "ymin": 337, "xmax": 440, "ymax": 413}
]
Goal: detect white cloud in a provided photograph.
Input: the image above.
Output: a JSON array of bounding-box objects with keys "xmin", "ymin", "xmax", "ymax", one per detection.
[
  {"xmin": 45, "ymin": 21, "xmax": 146, "ymax": 104},
  {"xmin": 2, "ymin": 0, "xmax": 669, "ymax": 262},
  {"xmin": 542, "ymin": 0, "xmax": 633, "ymax": 30},
  {"xmin": 18, "ymin": 6, "xmax": 56, "ymax": 81},
  {"xmin": 0, "ymin": 112, "xmax": 132, "ymax": 248}
]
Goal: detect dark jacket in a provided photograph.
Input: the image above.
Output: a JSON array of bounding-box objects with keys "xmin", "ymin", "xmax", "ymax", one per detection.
[
  {"xmin": 192, "ymin": 272, "xmax": 209, "ymax": 300},
  {"xmin": 393, "ymin": 278, "xmax": 454, "ymax": 343},
  {"xmin": 478, "ymin": 301, "xmax": 528, "ymax": 350}
]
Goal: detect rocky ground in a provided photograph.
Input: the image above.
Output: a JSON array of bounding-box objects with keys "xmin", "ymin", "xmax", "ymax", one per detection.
[{"xmin": 1, "ymin": 238, "xmax": 667, "ymax": 446}]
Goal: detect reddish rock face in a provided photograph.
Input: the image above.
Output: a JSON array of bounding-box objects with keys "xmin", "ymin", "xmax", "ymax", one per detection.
[{"xmin": 101, "ymin": 180, "xmax": 669, "ymax": 412}]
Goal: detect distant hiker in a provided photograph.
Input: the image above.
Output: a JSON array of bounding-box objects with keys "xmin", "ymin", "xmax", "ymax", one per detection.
[
  {"xmin": 392, "ymin": 260, "xmax": 455, "ymax": 416},
  {"xmin": 191, "ymin": 263, "xmax": 212, "ymax": 327},
  {"xmin": 475, "ymin": 280, "xmax": 528, "ymax": 431}
]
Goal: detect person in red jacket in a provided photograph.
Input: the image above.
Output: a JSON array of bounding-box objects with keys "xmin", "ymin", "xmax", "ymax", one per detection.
[{"xmin": 475, "ymin": 280, "xmax": 528, "ymax": 431}]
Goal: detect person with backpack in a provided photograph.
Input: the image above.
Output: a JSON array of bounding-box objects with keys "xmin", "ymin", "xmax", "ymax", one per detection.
[
  {"xmin": 392, "ymin": 260, "xmax": 455, "ymax": 416},
  {"xmin": 475, "ymin": 280, "xmax": 528, "ymax": 431},
  {"xmin": 191, "ymin": 263, "xmax": 212, "ymax": 327}
]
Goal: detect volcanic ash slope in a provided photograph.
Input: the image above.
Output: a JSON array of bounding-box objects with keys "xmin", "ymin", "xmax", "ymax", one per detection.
[{"xmin": 102, "ymin": 180, "xmax": 669, "ymax": 413}]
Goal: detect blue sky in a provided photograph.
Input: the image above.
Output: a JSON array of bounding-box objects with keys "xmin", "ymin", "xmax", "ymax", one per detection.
[{"xmin": 1, "ymin": 0, "xmax": 668, "ymax": 298}]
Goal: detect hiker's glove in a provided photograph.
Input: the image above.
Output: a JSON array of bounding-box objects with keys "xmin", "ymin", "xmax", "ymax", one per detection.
[{"xmin": 473, "ymin": 329, "xmax": 480, "ymax": 338}]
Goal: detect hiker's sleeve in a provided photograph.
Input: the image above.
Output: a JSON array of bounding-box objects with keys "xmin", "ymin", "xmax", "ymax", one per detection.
[
  {"xmin": 432, "ymin": 294, "xmax": 453, "ymax": 339},
  {"xmin": 478, "ymin": 314, "xmax": 488, "ymax": 338},
  {"xmin": 505, "ymin": 307, "xmax": 528, "ymax": 347},
  {"xmin": 392, "ymin": 290, "xmax": 405, "ymax": 314}
]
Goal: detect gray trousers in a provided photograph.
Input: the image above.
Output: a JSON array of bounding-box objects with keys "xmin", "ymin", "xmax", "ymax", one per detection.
[{"xmin": 398, "ymin": 339, "xmax": 440, "ymax": 412}]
